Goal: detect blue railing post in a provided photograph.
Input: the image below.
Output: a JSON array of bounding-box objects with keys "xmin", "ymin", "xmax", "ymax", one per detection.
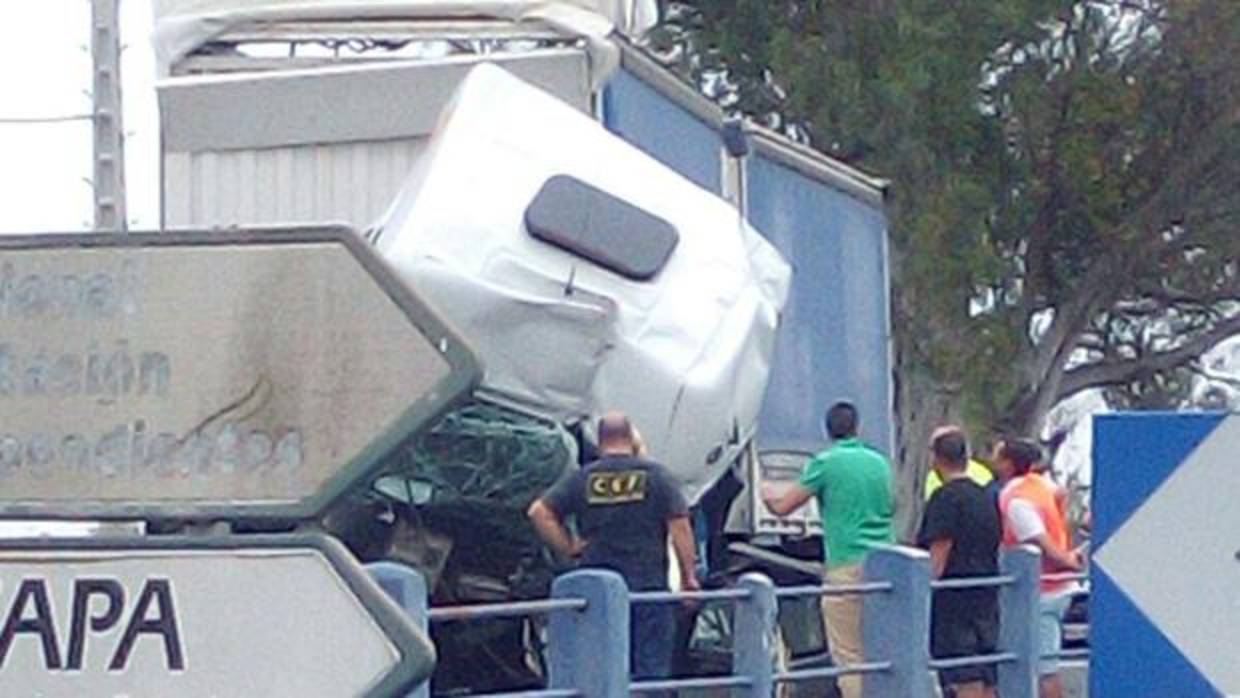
[
  {"xmin": 548, "ymin": 569, "xmax": 630, "ymax": 698},
  {"xmin": 862, "ymin": 545, "xmax": 932, "ymax": 698},
  {"xmin": 998, "ymin": 545, "xmax": 1041, "ymax": 698},
  {"xmin": 733, "ymin": 572, "xmax": 777, "ymax": 698},
  {"xmin": 366, "ymin": 561, "xmax": 432, "ymax": 698}
]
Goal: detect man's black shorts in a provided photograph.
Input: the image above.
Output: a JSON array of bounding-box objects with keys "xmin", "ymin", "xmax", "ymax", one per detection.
[{"xmin": 931, "ymin": 599, "xmax": 999, "ymax": 687}]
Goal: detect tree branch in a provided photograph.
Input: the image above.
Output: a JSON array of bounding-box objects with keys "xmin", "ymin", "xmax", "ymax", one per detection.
[
  {"xmin": 1031, "ymin": 107, "xmax": 1240, "ymax": 397},
  {"xmin": 1057, "ymin": 313, "xmax": 1240, "ymax": 399}
]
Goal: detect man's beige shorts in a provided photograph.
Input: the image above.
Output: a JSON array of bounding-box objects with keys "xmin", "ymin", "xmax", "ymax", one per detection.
[{"xmin": 823, "ymin": 564, "xmax": 865, "ymax": 698}]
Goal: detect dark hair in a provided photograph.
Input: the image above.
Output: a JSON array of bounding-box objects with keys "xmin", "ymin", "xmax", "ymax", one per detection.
[
  {"xmin": 1000, "ymin": 439, "xmax": 1041, "ymax": 475},
  {"xmin": 932, "ymin": 430, "xmax": 968, "ymax": 468},
  {"xmin": 824, "ymin": 402, "xmax": 859, "ymax": 440}
]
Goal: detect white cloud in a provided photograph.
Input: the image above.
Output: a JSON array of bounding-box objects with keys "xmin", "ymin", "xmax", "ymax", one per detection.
[{"xmin": 0, "ymin": 1, "xmax": 158, "ymax": 233}]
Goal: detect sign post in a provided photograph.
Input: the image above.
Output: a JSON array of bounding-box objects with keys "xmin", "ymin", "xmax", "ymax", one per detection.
[{"xmin": 0, "ymin": 228, "xmax": 478, "ymax": 520}]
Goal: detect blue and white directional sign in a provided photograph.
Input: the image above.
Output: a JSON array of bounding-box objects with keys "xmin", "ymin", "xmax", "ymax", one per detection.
[{"xmin": 1092, "ymin": 412, "xmax": 1240, "ymax": 698}]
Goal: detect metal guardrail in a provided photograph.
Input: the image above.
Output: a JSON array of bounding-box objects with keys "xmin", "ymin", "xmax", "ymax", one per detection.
[
  {"xmin": 774, "ymin": 581, "xmax": 894, "ymax": 597},
  {"xmin": 630, "ymin": 587, "xmax": 752, "ymax": 603},
  {"xmin": 631, "ymin": 675, "xmax": 754, "ymax": 693},
  {"xmin": 774, "ymin": 661, "xmax": 893, "ymax": 682},
  {"xmin": 475, "ymin": 690, "xmax": 580, "ymax": 698},
  {"xmin": 427, "ymin": 597, "xmax": 587, "ymax": 622},
  {"xmin": 930, "ymin": 574, "xmax": 1016, "ymax": 590},
  {"xmin": 368, "ymin": 546, "xmax": 1092, "ymax": 698}
]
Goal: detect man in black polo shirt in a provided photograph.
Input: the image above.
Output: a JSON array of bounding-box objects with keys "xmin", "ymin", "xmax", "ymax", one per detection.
[
  {"xmin": 528, "ymin": 412, "xmax": 700, "ymax": 686},
  {"xmin": 918, "ymin": 427, "xmax": 1001, "ymax": 698}
]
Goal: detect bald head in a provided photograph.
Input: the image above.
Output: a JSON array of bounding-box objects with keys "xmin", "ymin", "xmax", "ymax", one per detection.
[{"xmin": 598, "ymin": 411, "xmax": 635, "ymax": 455}]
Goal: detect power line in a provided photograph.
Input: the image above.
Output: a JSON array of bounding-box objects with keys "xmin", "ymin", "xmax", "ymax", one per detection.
[{"xmin": 0, "ymin": 114, "xmax": 95, "ymax": 124}]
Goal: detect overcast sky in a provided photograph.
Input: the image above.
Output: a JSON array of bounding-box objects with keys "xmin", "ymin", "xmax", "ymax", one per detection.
[{"xmin": 0, "ymin": 1, "xmax": 158, "ymax": 233}]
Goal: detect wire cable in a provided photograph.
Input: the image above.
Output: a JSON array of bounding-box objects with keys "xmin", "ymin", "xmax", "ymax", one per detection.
[{"xmin": 0, "ymin": 114, "xmax": 95, "ymax": 124}]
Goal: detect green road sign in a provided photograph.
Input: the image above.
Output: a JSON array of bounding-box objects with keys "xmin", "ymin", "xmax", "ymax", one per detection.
[
  {"xmin": 0, "ymin": 533, "xmax": 435, "ymax": 696},
  {"xmin": 0, "ymin": 228, "xmax": 478, "ymax": 520}
]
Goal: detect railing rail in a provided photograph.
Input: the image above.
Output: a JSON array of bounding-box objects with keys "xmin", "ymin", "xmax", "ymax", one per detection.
[
  {"xmin": 929, "ymin": 574, "xmax": 1015, "ymax": 590},
  {"xmin": 631, "ymin": 675, "xmax": 754, "ymax": 692},
  {"xmin": 630, "ymin": 587, "xmax": 752, "ymax": 603},
  {"xmin": 928, "ymin": 652, "xmax": 1019, "ymax": 670},
  {"xmin": 773, "ymin": 661, "xmax": 893, "ymax": 682},
  {"xmin": 427, "ymin": 597, "xmax": 587, "ymax": 622},
  {"xmin": 473, "ymin": 690, "xmax": 581, "ymax": 698},
  {"xmin": 774, "ymin": 580, "xmax": 893, "ymax": 598},
  {"xmin": 366, "ymin": 545, "xmax": 1091, "ymax": 698}
]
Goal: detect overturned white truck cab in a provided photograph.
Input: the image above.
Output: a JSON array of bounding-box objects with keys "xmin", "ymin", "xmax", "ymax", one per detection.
[
  {"xmin": 370, "ymin": 63, "xmax": 790, "ymax": 504},
  {"xmin": 156, "ymin": 2, "xmax": 893, "ymax": 691}
]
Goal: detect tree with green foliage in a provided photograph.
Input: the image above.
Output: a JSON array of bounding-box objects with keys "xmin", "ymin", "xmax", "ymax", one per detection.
[{"xmin": 648, "ymin": 1, "xmax": 1240, "ymax": 533}]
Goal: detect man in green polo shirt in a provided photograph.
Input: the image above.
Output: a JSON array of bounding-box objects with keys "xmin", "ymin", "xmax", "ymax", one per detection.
[{"xmin": 763, "ymin": 401, "xmax": 894, "ymax": 698}]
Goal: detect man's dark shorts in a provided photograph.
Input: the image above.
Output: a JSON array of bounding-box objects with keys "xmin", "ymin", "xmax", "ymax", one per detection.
[{"xmin": 932, "ymin": 602, "xmax": 999, "ymax": 687}]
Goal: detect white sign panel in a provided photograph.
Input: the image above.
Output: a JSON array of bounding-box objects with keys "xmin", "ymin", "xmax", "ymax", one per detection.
[
  {"xmin": 0, "ymin": 229, "xmax": 478, "ymax": 520},
  {"xmin": 1094, "ymin": 415, "xmax": 1240, "ymax": 696},
  {"xmin": 0, "ymin": 534, "xmax": 433, "ymax": 696}
]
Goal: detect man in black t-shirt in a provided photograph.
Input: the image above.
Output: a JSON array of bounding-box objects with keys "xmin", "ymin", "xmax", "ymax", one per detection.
[
  {"xmin": 528, "ymin": 412, "xmax": 699, "ymax": 686},
  {"xmin": 918, "ymin": 428, "xmax": 1001, "ymax": 698}
]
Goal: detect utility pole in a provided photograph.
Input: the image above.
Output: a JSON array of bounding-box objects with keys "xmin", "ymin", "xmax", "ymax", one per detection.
[{"xmin": 91, "ymin": 0, "xmax": 127, "ymax": 231}]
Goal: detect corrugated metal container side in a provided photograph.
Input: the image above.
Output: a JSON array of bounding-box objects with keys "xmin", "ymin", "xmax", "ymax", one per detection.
[
  {"xmin": 164, "ymin": 138, "xmax": 427, "ymax": 227},
  {"xmin": 601, "ymin": 52, "xmax": 725, "ymax": 195},
  {"xmin": 745, "ymin": 152, "xmax": 894, "ymax": 457},
  {"xmin": 159, "ymin": 49, "xmax": 590, "ymax": 229}
]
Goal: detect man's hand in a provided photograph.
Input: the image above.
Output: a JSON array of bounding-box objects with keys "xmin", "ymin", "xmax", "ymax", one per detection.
[
  {"xmin": 679, "ymin": 569, "xmax": 702, "ymax": 609},
  {"xmin": 528, "ymin": 499, "xmax": 581, "ymax": 560},
  {"xmin": 1032, "ymin": 533, "xmax": 1085, "ymax": 572},
  {"xmin": 568, "ymin": 538, "xmax": 587, "ymax": 559},
  {"xmin": 1068, "ymin": 543, "xmax": 1089, "ymax": 571},
  {"xmin": 1057, "ymin": 550, "xmax": 1084, "ymax": 573},
  {"xmin": 761, "ymin": 483, "xmax": 780, "ymax": 512},
  {"xmin": 763, "ymin": 483, "xmax": 814, "ymax": 517},
  {"xmin": 668, "ymin": 515, "xmax": 700, "ymax": 608},
  {"xmin": 681, "ymin": 572, "xmax": 701, "ymax": 592}
]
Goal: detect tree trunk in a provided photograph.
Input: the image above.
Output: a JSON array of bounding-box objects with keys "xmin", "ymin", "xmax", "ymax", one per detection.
[{"xmin": 891, "ymin": 351, "xmax": 958, "ymax": 542}]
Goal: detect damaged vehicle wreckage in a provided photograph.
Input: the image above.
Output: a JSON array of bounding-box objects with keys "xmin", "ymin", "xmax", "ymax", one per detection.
[{"xmin": 154, "ymin": 2, "xmax": 894, "ymax": 694}]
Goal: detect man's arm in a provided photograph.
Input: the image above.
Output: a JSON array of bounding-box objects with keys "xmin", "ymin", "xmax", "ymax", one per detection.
[
  {"xmin": 527, "ymin": 499, "xmax": 584, "ymax": 559},
  {"xmin": 918, "ymin": 493, "xmax": 954, "ymax": 579},
  {"xmin": 927, "ymin": 539, "xmax": 953, "ymax": 579},
  {"xmin": 1028, "ymin": 534, "xmax": 1083, "ymax": 572},
  {"xmin": 1006, "ymin": 500, "xmax": 1082, "ymax": 571},
  {"xmin": 762, "ymin": 483, "xmax": 815, "ymax": 517},
  {"xmin": 668, "ymin": 516, "xmax": 700, "ymax": 591}
]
